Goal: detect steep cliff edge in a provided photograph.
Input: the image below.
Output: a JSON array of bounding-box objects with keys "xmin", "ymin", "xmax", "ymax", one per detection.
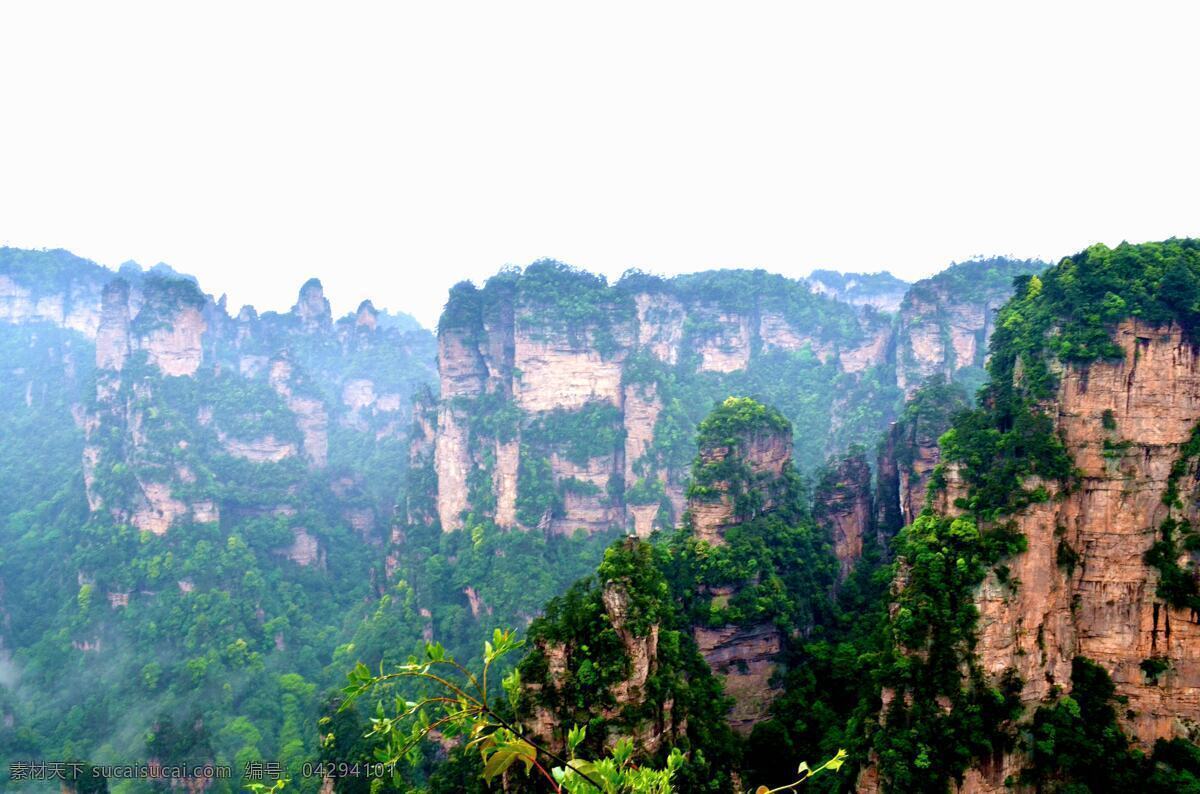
[
  {"xmin": 426, "ymin": 258, "xmax": 1041, "ymax": 543},
  {"xmin": 868, "ymin": 241, "xmax": 1200, "ymax": 791},
  {"xmin": 814, "ymin": 452, "xmax": 874, "ymax": 578},
  {"xmin": 684, "ymin": 398, "xmax": 801, "ymax": 733},
  {"xmin": 428, "ymin": 262, "xmax": 902, "ymax": 536},
  {"xmin": 895, "ymin": 257, "xmax": 1043, "ymax": 398},
  {"xmin": 872, "ymin": 375, "xmax": 969, "ymax": 547},
  {"xmin": 949, "ymin": 317, "xmax": 1200, "ymax": 790}
]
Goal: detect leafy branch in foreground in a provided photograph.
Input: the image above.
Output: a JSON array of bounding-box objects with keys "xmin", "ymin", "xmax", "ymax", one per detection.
[
  {"xmin": 339, "ymin": 628, "xmax": 681, "ymax": 792},
  {"xmin": 753, "ymin": 748, "xmax": 847, "ymax": 793}
]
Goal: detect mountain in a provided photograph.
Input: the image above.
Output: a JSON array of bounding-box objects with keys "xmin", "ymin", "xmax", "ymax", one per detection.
[
  {"xmin": 863, "ymin": 239, "xmax": 1200, "ymax": 791},
  {"xmin": 0, "ymin": 248, "xmax": 437, "ymax": 774},
  {"xmin": 0, "ymin": 244, "xmax": 1054, "ymax": 790},
  {"xmin": 515, "ymin": 398, "xmax": 835, "ymax": 792},
  {"xmin": 420, "ymin": 258, "xmax": 1043, "ymax": 544},
  {"xmin": 435, "ymin": 240, "xmax": 1200, "ymax": 793}
]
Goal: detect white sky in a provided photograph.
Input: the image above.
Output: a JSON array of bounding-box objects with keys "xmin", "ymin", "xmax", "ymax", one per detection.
[{"xmin": 2, "ymin": 2, "xmax": 1198, "ymax": 328}]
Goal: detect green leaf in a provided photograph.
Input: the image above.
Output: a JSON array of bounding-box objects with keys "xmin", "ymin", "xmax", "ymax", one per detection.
[
  {"xmin": 481, "ymin": 748, "xmax": 518, "ymax": 782},
  {"xmin": 567, "ymin": 723, "xmax": 586, "ymax": 755}
]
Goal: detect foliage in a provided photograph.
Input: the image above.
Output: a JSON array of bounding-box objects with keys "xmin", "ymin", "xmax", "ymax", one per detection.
[
  {"xmin": 870, "ymin": 511, "xmax": 1025, "ymax": 791},
  {"xmin": 517, "ymin": 539, "xmax": 740, "ymax": 790},
  {"xmin": 1144, "ymin": 424, "xmax": 1200, "ymax": 610},
  {"xmin": 904, "ymin": 257, "xmax": 1046, "ymax": 307},
  {"xmin": 525, "ymin": 402, "xmax": 626, "ymax": 467},
  {"xmin": 341, "ymin": 629, "xmax": 684, "ymax": 793},
  {"xmin": 1020, "ymin": 656, "xmax": 1142, "ymax": 790}
]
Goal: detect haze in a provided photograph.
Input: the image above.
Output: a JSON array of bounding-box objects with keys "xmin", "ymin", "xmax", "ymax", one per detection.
[{"xmin": 2, "ymin": 1, "xmax": 1198, "ymax": 328}]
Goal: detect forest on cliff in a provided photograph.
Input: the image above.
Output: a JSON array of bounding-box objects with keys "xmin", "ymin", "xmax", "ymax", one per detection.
[{"xmin": 8, "ymin": 242, "xmax": 1200, "ymax": 792}]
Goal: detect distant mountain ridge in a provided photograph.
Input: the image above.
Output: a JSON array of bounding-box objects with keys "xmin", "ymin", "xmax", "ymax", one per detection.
[
  {"xmin": 806, "ymin": 268, "xmax": 911, "ymax": 312},
  {"xmin": 420, "ymin": 256, "xmax": 1046, "ymax": 540}
]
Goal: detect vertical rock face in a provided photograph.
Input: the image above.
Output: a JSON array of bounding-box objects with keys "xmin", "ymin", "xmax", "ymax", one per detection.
[
  {"xmin": 0, "ymin": 262, "xmax": 106, "ymax": 337},
  {"xmin": 814, "ymin": 452, "xmax": 874, "ymax": 577},
  {"xmin": 139, "ymin": 305, "xmax": 206, "ymax": 377},
  {"xmin": 15, "ymin": 252, "xmax": 436, "ymax": 541},
  {"xmin": 895, "ymin": 259, "xmax": 1043, "ymax": 397},
  {"xmin": 873, "ymin": 376, "xmax": 968, "ymax": 544},
  {"xmin": 687, "ymin": 427, "xmax": 792, "ymax": 546},
  {"xmin": 434, "ymin": 404, "xmax": 472, "ymax": 531},
  {"xmin": 685, "ymin": 402, "xmax": 794, "ymax": 733},
  {"xmin": 521, "ymin": 538, "xmax": 685, "ymax": 756},
  {"xmin": 268, "ymin": 358, "xmax": 329, "ymax": 468},
  {"xmin": 428, "ymin": 261, "xmax": 1032, "ymax": 540},
  {"xmin": 406, "ymin": 388, "xmax": 438, "ymax": 527},
  {"xmin": 951, "ymin": 320, "xmax": 1200, "ymax": 790},
  {"xmin": 513, "ymin": 335, "xmax": 625, "ymax": 412},
  {"xmin": 96, "ymin": 280, "xmax": 131, "ymax": 371},
  {"xmin": 694, "ymin": 623, "xmax": 783, "ymax": 733}
]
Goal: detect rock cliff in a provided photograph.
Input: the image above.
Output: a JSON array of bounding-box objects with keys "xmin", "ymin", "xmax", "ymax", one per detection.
[
  {"xmin": 951, "ymin": 320, "xmax": 1200, "ymax": 790},
  {"xmin": 0, "ymin": 250, "xmax": 438, "ymax": 544},
  {"xmin": 427, "ymin": 259, "xmax": 1038, "ymax": 541},
  {"xmin": 519, "ymin": 538, "xmax": 691, "ymax": 757},
  {"xmin": 814, "ymin": 452, "xmax": 874, "ymax": 578},
  {"xmin": 894, "ymin": 258, "xmax": 1042, "ymax": 397},
  {"xmin": 872, "ymin": 375, "xmax": 969, "ymax": 547},
  {"xmin": 684, "ymin": 399, "xmax": 796, "ymax": 733},
  {"xmin": 865, "ymin": 242, "xmax": 1200, "ymax": 791}
]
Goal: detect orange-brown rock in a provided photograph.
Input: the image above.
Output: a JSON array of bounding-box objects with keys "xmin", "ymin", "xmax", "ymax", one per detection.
[
  {"xmin": 220, "ymin": 434, "xmax": 297, "ymax": 463},
  {"xmin": 543, "ymin": 450, "xmax": 623, "ymax": 536},
  {"xmin": 0, "ymin": 273, "xmax": 105, "ymax": 337},
  {"xmin": 634, "ymin": 292, "xmax": 684, "ymax": 365},
  {"xmin": 622, "ymin": 382, "xmax": 660, "ymax": 485},
  {"xmin": 814, "ymin": 452, "xmax": 874, "ymax": 578},
  {"xmin": 513, "ymin": 335, "xmax": 624, "ymax": 412},
  {"xmin": 434, "ymin": 405, "xmax": 471, "ymax": 531},
  {"xmin": 280, "ymin": 528, "xmax": 322, "ymax": 567},
  {"xmin": 687, "ymin": 428, "xmax": 791, "ymax": 546},
  {"xmin": 683, "ymin": 409, "xmax": 795, "ymax": 734},
  {"xmin": 895, "ymin": 280, "xmax": 1010, "ymax": 397},
  {"xmin": 267, "ymin": 358, "xmax": 329, "ymax": 467},
  {"xmin": 694, "ymin": 622, "xmax": 782, "ymax": 734},
  {"xmin": 525, "ymin": 567, "xmax": 681, "ymax": 755},
  {"xmin": 492, "ymin": 438, "xmax": 520, "ymax": 528},
  {"xmin": 947, "ymin": 320, "xmax": 1200, "ymax": 791},
  {"xmin": 696, "ymin": 310, "xmax": 753, "ymax": 373}
]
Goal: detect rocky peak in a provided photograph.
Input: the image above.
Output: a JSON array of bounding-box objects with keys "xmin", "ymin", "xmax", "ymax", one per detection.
[
  {"xmin": 684, "ymin": 398, "xmax": 805, "ymax": 734},
  {"xmin": 132, "ymin": 276, "xmax": 208, "ymax": 377},
  {"xmin": 520, "ymin": 538, "xmax": 685, "ymax": 755},
  {"xmin": 293, "ymin": 278, "xmax": 332, "ymax": 330},
  {"xmin": 685, "ymin": 397, "xmax": 793, "ymax": 546},
  {"xmin": 354, "ymin": 299, "xmax": 378, "ymax": 331}
]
